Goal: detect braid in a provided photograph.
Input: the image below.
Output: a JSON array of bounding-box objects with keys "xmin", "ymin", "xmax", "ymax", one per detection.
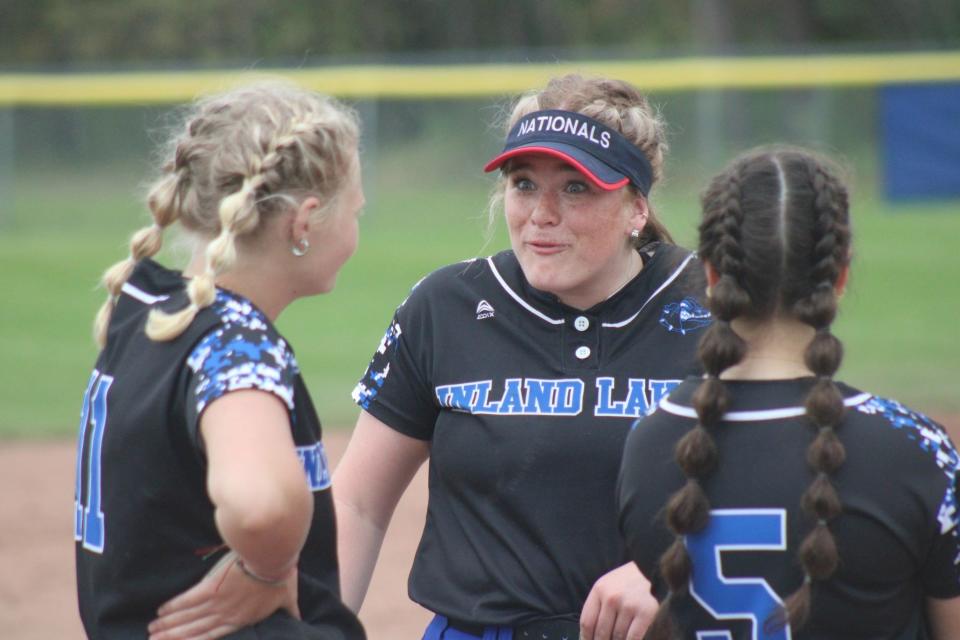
[
  {"xmin": 90, "ymin": 81, "xmax": 359, "ymax": 349},
  {"xmin": 92, "ymin": 166, "xmax": 185, "ymax": 347},
  {"xmin": 780, "ymin": 158, "xmax": 851, "ymax": 628},
  {"xmin": 146, "ymin": 154, "xmax": 267, "ymax": 341},
  {"xmin": 647, "ymin": 170, "xmax": 751, "ymax": 640},
  {"xmin": 646, "ymin": 147, "xmax": 854, "ymax": 636}
]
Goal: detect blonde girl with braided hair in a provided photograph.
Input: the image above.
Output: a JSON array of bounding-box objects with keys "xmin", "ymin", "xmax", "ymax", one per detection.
[
  {"xmin": 75, "ymin": 80, "xmax": 366, "ymax": 640},
  {"xmin": 618, "ymin": 146, "xmax": 960, "ymax": 639}
]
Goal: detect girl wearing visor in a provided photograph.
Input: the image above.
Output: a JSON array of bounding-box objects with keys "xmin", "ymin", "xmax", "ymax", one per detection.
[{"xmin": 335, "ymin": 74, "xmax": 709, "ymax": 640}]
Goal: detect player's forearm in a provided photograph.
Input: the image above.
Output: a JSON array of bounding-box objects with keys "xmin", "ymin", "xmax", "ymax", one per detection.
[
  {"xmin": 331, "ymin": 410, "xmax": 429, "ymax": 609},
  {"xmin": 927, "ymin": 595, "xmax": 960, "ymax": 640},
  {"xmin": 212, "ymin": 476, "xmax": 313, "ymax": 580},
  {"xmin": 335, "ymin": 496, "xmax": 387, "ymax": 611}
]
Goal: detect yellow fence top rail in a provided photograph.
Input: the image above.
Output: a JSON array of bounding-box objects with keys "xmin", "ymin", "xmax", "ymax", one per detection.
[{"xmin": 1, "ymin": 51, "xmax": 959, "ymax": 106}]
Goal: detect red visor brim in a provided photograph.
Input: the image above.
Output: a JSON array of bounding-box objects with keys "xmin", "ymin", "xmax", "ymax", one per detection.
[{"xmin": 483, "ymin": 147, "xmax": 629, "ymax": 191}]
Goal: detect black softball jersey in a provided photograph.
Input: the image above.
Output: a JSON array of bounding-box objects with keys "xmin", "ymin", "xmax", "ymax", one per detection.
[
  {"xmin": 353, "ymin": 244, "xmax": 709, "ymax": 625},
  {"xmin": 618, "ymin": 377, "xmax": 960, "ymax": 640},
  {"xmin": 74, "ymin": 259, "xmax": 364, "ymax": 639}
]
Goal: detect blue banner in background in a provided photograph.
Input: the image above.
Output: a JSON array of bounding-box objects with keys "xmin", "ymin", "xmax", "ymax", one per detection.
[{"xmin": 881, "ymin": 83, "xmax": 960, "ymax": 201}]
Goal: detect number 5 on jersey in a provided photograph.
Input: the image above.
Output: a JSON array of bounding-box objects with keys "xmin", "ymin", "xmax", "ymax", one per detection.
[
  {"xmin": 686, "ymin": 509, "xmax": 792, "ymax": 640},
  {"xmin": 74, "ymin": 370, "xmax": 114, "ymax": 553}
]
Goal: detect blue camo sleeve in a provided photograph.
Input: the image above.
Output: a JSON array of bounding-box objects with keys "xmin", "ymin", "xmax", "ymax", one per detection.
[
  {"xmin": 857, "ymin": 397, "xmax": 960, "ymax": 597},
  {"xmin": 922, "ymin": 436, "xmax": 960, "ymax": 597},
  {"xmin": 185, "ymin": 323, "xmax": 297, "ymax": 443},
  {"xmin": 352, "ymin": 281, "xmax": 439, "ymax": 440}
]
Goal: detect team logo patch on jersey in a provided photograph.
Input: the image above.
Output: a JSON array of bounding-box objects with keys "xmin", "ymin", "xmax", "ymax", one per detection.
[
  {"xmin": 476, "ymin": 299, "xmax": 495, "ymax": 320},
  {"xmin": 659, "ymin": 297, "xmax": 712, "ymax": 335}
]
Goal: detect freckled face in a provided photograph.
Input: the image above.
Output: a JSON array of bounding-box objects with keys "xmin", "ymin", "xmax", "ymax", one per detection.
[{"xmin": 504, "ymin": 155, "xmax": 645, "ymax": 309}]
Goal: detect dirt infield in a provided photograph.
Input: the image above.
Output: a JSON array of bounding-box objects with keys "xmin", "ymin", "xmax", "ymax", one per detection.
[
  {"xmin": 4, "ymin": 414, "xmax": 959, "ymax": 639},
  {"xmin": 0, "ymin": 431, "xmax": 431, "ymax": 639}
]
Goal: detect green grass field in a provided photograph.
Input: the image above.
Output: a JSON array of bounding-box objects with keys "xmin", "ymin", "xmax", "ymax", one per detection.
[{"xmin": 2, "ymin": 164, "xmax": 958, "ymax": 438}]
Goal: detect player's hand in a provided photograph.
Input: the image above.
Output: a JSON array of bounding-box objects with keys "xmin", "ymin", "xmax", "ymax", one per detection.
[
  {"xmin": 580, "ymin": 561, "xmax": 657, "ymax": 640},
  {"xmin": 147, "ymin": 550, "xmax": 300, "ymax": 640}
]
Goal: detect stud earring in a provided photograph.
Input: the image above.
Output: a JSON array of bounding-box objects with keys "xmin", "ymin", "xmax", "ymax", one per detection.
[
  {"xmin": 630, "ymin": 229, "xmax": 641, "ymax": 240},
  {"xmin": 291, "ymin": 238, "xmax": 310, "ymax": 257}
]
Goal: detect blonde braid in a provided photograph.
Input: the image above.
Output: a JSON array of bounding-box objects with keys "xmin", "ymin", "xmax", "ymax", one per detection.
[
  {"xmin": 93, "ymin": 166, "xmax": 184, "ymax": 347},
  {"xmin": 92, "ymin": 80, "xmax": 360, "ymax": 346},
  {"xmin": 146, "ymin": 168, "xmax": 264, "ymax": 341},
  {"xmin": 146, "ymin": 113, "xmax": 312, "ymax": 341}
]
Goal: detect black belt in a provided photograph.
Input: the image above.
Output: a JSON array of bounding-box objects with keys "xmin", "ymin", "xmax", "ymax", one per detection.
[{"xmin": 446, "ymin": 617, "xmax": 579, "ymax": 639}]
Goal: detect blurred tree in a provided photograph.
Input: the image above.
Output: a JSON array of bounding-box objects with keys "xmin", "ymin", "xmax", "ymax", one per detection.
[{"xmin": 0, "ymin": 0, "xmax": 957, "ymax": 68}]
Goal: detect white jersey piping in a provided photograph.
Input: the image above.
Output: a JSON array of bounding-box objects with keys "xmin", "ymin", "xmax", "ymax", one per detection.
[
  {"xmin": 121, "ymin": 282, "xmax": 170, "ymax": 305},
  {"xmin": 658, "ymin": 391, "xmax": 873, "ymax": 421},
  {"xmin": 603, "ymin": 251, "xmax": 698, "ymax": 328},
  {"xmin": 486, "ymin": 256, "xmax": 565, "ymax": 325}
]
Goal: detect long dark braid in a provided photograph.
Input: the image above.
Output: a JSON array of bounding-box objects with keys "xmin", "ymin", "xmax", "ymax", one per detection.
[
  {"xmin": 649, "ymin": 148, "xmax": 852, "ymax": 638},
  {"xmin": 646, "ymin": 165, "xmax": 753, "ymax": 640},
  {"xmin": 779, "ymin": 156, "xmax": 852, "ymax": 627}
]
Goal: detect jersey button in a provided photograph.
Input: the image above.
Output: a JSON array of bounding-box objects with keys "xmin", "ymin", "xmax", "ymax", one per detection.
[
  {"xmin": 575, "ymin": 346, "xmax": 591, "ymax": 360},
  {"xmin": 573, "ymin": 316, "xmax": 590, "ymax": 331}
]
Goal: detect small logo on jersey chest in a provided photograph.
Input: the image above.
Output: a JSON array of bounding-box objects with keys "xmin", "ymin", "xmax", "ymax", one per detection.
[
  {"xmin": 476, "ymin": 299, "xmax": 495, "ymax": 320},
  {"xmin": 659, "ymin": 297, "xmax": 711, "ymax": 335}
]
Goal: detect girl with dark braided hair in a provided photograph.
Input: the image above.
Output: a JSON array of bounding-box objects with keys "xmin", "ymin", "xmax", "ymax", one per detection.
[{"xmin": 617, "ymin": 147, "xmax": 960, "ymax": 639}]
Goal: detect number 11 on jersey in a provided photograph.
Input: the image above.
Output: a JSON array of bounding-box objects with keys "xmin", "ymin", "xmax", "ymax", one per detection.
[{"xmin": 74, "ymin": 370, "xmax": 114, "ymax": 554}]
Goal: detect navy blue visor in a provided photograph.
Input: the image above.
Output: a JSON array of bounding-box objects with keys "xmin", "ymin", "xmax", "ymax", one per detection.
[{"xmin": 484, "ymin": 109, "xmax": 654, "ymax": 195}]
